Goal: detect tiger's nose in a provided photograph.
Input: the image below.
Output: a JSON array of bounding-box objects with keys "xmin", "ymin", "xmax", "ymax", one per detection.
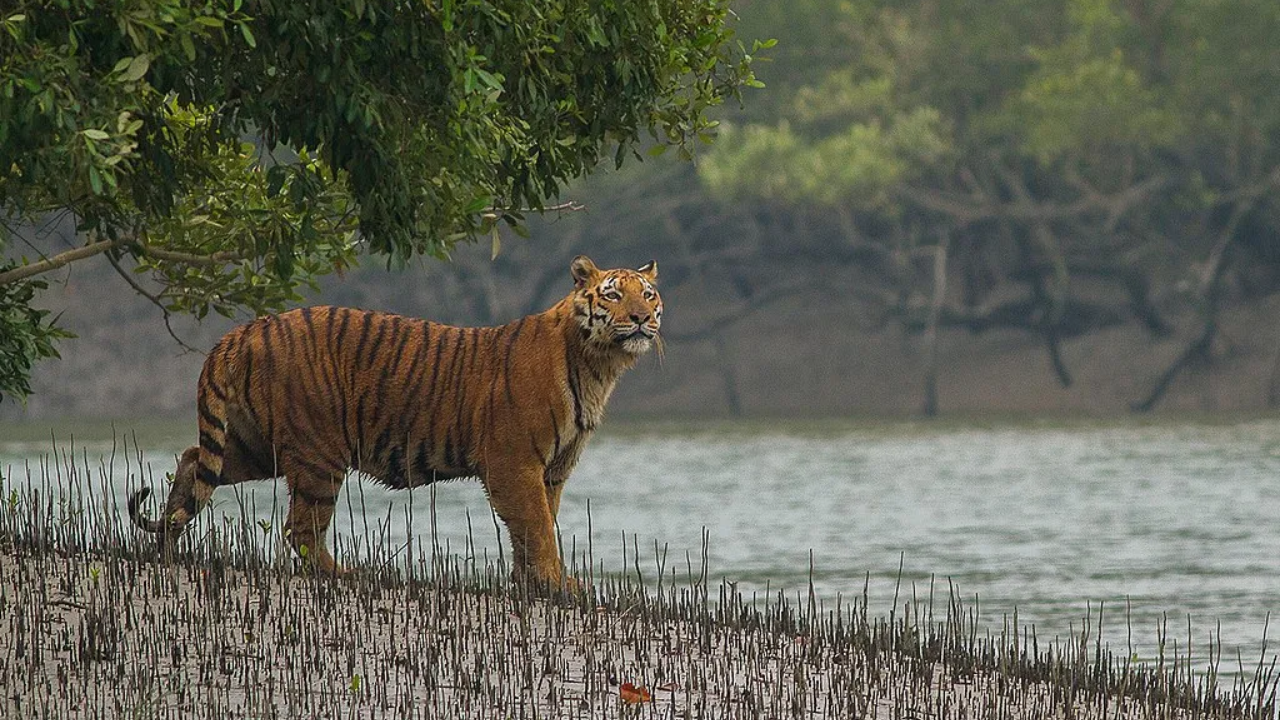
[{"xmin": 629, "ymin": 312, "xmax": 649, "ymax": 325}]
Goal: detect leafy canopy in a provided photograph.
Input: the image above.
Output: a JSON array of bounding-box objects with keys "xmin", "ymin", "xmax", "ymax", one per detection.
[
  {"xmin": 697, "ymin": 0, "xmax": 1280, "ymax": 406},
  {"xmin": 704, "ymin": 0, "xmax": 1280, "ymax": 218},
  {"xmin": 0, "ymin": 0, "xmax": 762, "ymax": 402}
]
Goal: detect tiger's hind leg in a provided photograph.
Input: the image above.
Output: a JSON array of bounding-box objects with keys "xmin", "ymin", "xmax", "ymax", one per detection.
[
  {"xmin": 129, "ymin": 404, "xmax": 276, "ymax": 544},
  {"xmin": 281, "ymin": 454, "xmax": 348, "ymax": 575},
  {"xmin": 127, "ymin": 394, "xmax": 224, "ymax": 542}
]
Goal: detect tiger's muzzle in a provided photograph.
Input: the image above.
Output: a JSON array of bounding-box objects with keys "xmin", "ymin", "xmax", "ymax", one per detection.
[{"xmin": 614, "ymin": 327, "xmax": 657, "ymax": 353}]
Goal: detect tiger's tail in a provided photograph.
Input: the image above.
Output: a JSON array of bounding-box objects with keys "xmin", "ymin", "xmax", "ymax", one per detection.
[
  {"xmin": 130, "ymin": 339, "xmax": 236, "ymax": 538},
  {"xmin": 127, "ymin": 444, "xmax": 201, "ymax": 537},
  {"xmin": 127, "ymin": 486, "xmax": 166, "ymax": 535}
]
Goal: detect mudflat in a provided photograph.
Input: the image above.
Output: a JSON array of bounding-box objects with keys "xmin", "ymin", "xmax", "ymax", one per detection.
[{"xmin": 2, "ymin": 541, "xmax": 1272, "ymax": 719}]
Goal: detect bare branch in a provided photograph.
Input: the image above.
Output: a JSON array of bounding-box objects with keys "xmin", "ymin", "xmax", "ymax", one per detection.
[
  {"xmin": 0, "ymin": 238, "xmax": 128, "ymax": 285},
  {"xmin": 480, "ymin": 200, "xmax": 587, "ymax": 221},
  {"xmin": 664, "ymin": 278, "xmax": 893, "ymax": 344},
  {"xmin": 1208, "ymin": 165, "xmax": 1280, "ymax": 206},
  {"xmin": 922, "ymin": 240, "xmax": 949, "ymax": 416},
  {"xmin": 541, "ymin": 201, "xmax": 587, "ymax": 214},
  {"xmin": 900, "ymin": 172, "xmax": 1169, "ymax": 229},
  {"xmin": 104, "ymin": 253, "xmax": 203, "ymax": 355},
  {"xmin": 897, "ymin": 186, "xmax": 991, "ymax": 225},
  {"xmin": 1133, "ymin": 197, "xmax": 1257, "ymax": 411},
  {"xmin": 0, "ymin": 232, "xmax": 248, "ymax": 285}
]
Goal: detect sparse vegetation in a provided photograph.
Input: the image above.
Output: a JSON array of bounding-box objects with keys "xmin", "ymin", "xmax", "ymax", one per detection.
[{"xmin": 1, "ymin": 439, "xmax": 1276, "ymax": 718}]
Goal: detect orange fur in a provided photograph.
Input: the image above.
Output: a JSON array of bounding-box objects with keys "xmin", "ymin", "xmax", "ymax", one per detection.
[{"xmin": 128, "ymin": 256, "xmax": 662, "ymax": 586}]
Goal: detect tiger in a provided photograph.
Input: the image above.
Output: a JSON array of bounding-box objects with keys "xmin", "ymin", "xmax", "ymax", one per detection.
[{"xmin": 128, "ymin": 255, "xmax": 662, "ymax": 588}]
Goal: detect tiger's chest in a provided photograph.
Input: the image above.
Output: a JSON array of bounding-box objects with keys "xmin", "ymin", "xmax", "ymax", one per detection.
[{"xmin": 577, "ymin": 379, "xmax": 617, "ymax": 432}]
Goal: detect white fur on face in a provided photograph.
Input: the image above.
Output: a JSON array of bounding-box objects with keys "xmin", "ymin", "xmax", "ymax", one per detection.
[{"xmin": 620, "ymin": 335, "xmax": 653, "ymax": 354}]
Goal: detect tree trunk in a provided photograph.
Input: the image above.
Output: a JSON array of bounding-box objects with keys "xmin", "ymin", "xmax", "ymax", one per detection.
[
  {"xmin": 1133, "ymin": 226, "xmax": 1241, "ymax": 412},
  {"xmin": 713, "ymin": 332, "xmax": 743, "ymax": 417},
  {"xmin": 922, "ymin": 241, "xmax": 948, "ymax": 417},
  {"xmin": 1267, "ymin": 343, "xmax": 1280, "ymax": 409}
]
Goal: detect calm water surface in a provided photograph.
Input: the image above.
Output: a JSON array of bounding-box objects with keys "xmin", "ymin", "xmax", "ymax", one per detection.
[{"xmin": 2, "ymin": 418, "xmax": 1278, "ymax": 674}]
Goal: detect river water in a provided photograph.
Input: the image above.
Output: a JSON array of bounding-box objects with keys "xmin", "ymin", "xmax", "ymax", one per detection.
[{"xmin": 2, "ymin": 417, "xmax": 1278, "ymax": 676}]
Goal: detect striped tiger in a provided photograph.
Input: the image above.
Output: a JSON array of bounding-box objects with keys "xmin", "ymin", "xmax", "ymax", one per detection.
[{"xmin": 128, "ymin": 255, "xmax": 662, "ymax": 588}]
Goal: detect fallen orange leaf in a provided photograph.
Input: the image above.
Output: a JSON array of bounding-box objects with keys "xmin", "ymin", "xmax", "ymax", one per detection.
[{"xmin": 619, "ymin": 682, "xmax": 652, "ymax": 704}]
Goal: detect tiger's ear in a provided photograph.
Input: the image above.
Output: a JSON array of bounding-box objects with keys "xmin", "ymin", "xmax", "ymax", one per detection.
[
  {"xmin": 570, "ymin": 255, "xmax": 600, "ymax": 288},
  {"xmin": 638, "ymin": 260, "xmax": 658, "ymax": 283}
]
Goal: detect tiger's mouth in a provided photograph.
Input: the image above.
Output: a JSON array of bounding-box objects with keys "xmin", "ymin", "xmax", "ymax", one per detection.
[
  {"xmin": 614, "ymin": 328, "xmax": 654, "ymax": 343},
  {"xmin": 614, "ymin": 328, "xmax": 655, "ymax": 352}
]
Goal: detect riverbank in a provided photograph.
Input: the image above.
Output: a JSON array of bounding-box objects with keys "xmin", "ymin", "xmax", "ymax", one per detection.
[
  {"xmin": 1, "ymin": 485, "xmax": 1274, "ymax": 719},
  {"xmin": 6, "ymin": 241, "xmax": 1280, "ymax": 422}
]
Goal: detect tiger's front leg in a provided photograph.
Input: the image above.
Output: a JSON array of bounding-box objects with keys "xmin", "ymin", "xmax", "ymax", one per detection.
[
  {"xmin": 539, "ymin": 480, "xmax": 585, "ymax": 595},
  {"xmin": 485, "ymin": 463, "xmax": 569, "ymax": 590}
]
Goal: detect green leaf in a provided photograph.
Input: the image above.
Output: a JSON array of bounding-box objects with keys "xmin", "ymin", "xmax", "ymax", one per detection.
[
  {"xmin": 473, "ymin": 68, "xmax": 502, "ymax": 92},
  {"xmin": 239, "ymin": 23, "xmax": 256, "ymax": 48},
  {"xmin": 83, "ymin": 129, "xmax": 110, "ymax": 140},
  {"xmin": 121, "ymin": 54, "xmax": 150, "ymax": 82},
  {"xmin": 266, "ymin": 166, "xmax": 288, "ymax": 197},
  {"xmin": 463, "ymin": 195, "xmax": 493, "ymax": 214}
]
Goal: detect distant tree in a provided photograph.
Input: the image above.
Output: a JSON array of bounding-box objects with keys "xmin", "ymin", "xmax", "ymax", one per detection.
[
  {"xmin": 700, "ymin": 0, "xmax": 1280, "ymax": 412},
  {"xmin": 0, "ymin": 0, "xmax": 762, "ymax": 402}
]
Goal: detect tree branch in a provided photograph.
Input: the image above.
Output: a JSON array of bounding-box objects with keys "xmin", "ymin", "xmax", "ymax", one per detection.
[
  {"xmin": 0, "ymin": 238, "xmax": 128, "ymax": 285},
  {"xmin": 0, "ymin": 233, "xmax": 246, "ymax": 285},
  {"xmin": 104, "ymin": 254, "xmax": 203, "ymax": 355},
  {"xmin": 664, "ymin": 278, "xmax": 893, "ymax": 344},
  {"xmin": 1132, "ymin": 200, "xmax": 1254, "ymax": 411},
  {"xmin": 988, "ymin": 159, "xmax": 1075, "ymax": 388},
  {"xmin": 922, "ymin": 240, "xmax": 949, "ymax": 417},
  {"xmin": 481, "ymin": 200, "xmax": 587, "ymax": 221},
  {"xmin": 136, "ymin": 245, "xmax": 243, "ymax": 265},
  {"xmin": 900, "ymin": 172, "xmax": 1169, "ymax": 230}
]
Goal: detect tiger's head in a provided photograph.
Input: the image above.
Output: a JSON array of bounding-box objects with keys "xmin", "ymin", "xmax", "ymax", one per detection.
[{"xmin": 570, "ymin": 255, "xmax": 663, "ymax": 356}]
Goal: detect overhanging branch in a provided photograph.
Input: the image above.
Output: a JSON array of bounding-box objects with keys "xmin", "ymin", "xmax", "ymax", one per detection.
[
  {"xmin": 105, "ymin": 253, "xmax": 202, "ymax": 355},
  {"xmin": 0, "ymin": 238, "xmax": 128, "ymax": 285},
  {"xmin": 137, "ymin": 245, "xmax": 243, "ymax": 265},
  {"xmin": 0, "ymin": 236, "xmax": 247, "ymax": 286}
]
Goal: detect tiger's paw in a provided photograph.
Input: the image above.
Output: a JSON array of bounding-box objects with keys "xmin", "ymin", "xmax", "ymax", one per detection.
[{"xmin": 514, "ymin": 568, "xmax": 589, "ymax": 599}]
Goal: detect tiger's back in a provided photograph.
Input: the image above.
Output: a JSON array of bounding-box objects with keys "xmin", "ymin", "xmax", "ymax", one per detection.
[{"xmin": 212, "ymin": 307, "xmax": 525, "ymax": 486}]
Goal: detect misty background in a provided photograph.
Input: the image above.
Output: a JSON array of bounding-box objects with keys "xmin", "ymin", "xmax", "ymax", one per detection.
[{"xmin": 6, "ymin": 0, "xmax": 1280, "ymax": 422}]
